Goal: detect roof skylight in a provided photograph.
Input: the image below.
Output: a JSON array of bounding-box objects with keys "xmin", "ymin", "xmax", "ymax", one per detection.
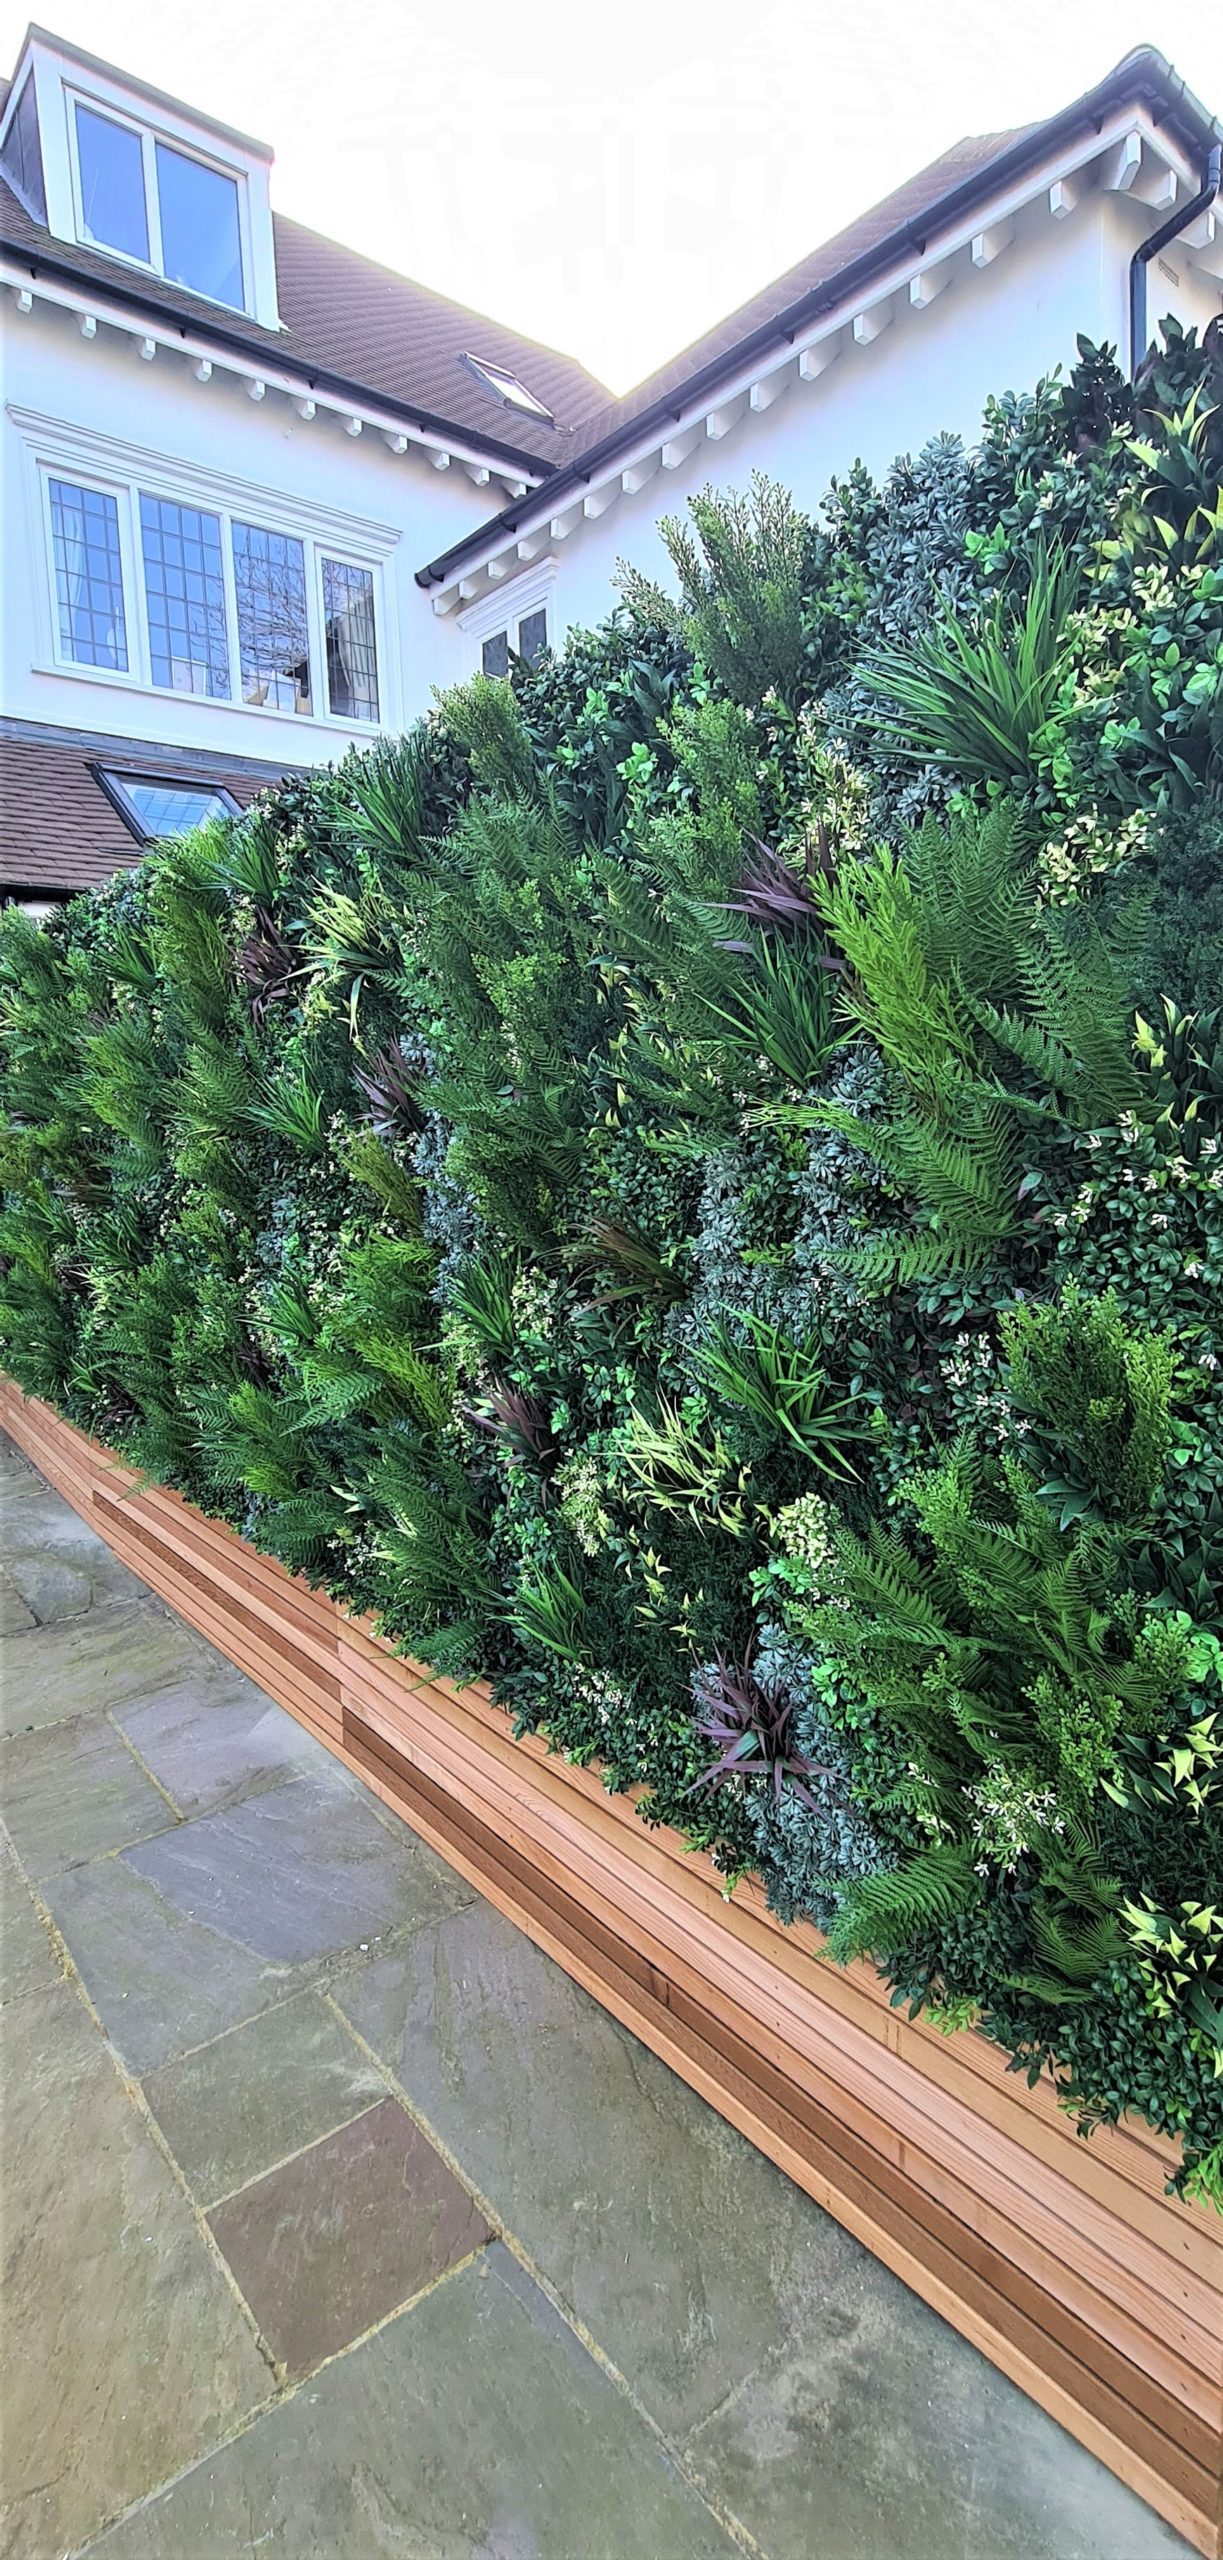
[
  {"xmin": 94, "ymin": 769, "xmax": 240, "ymax": 844},
  {"xmin": 461, "ymin": 354, "xmax": 555, "ymax": 424}
]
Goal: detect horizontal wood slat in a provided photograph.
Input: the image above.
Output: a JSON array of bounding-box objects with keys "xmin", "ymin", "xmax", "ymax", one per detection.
[{"xmin": 3, "ymin": 1380, "xmax": 1219, "ymax": 2560}]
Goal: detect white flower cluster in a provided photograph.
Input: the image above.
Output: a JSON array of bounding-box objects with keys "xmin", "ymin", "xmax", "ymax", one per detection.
[
  {"xmin": 965, "ymin": 1765, "xmax": 1066, "ymax": 1873},
  {"xmin": 772, "ymin": 1493, "xmax": 849, "ymax": 1606},
  {"xmin": 510, "ymin": 1265, "xmax": 561, "ymax": 1339},
  {"xmin": 1036, "ymin": 806, "xmax": 1147, "ymax": 904}
]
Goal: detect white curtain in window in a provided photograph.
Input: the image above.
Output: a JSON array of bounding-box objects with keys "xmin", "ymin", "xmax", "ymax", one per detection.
[{"xmin": 56, "ymin": 490, "xmax": 90, "ymax": 636}]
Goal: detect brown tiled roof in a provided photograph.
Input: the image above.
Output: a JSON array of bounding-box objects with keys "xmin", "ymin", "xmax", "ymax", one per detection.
[
  {"xmin": 269, "ymin": 214, "xmax": 607, "ymax": 460},
  {"xmin": 0, "ymin": 176, "xmax": 609, "ymax": 469},
  {"xmin": 0, "ymin": 722, "xmax": 288, "ymax": 894}
]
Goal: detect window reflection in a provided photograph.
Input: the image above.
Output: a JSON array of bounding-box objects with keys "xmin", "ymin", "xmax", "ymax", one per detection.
[
  {"xmin": 75, "ymin": 103, "xmax": 148, "ymax": 262},
  {"xmin": 232, "ymin": 522, "xmax": 311, "ymax": 713},
  {"xmin": 49, "ymin": 478, "xmax": 128, "ymax": 670},
  {"xmin": 323, "ymin": 559, "xmax": 379, "ymax": 721},
  {"xmin": 140, "ymin": 494, "xmax": 230, "ymax": 698},
  {"xmin": 156, "ymin": 142, "xmax": 244, "ymax": 309}
]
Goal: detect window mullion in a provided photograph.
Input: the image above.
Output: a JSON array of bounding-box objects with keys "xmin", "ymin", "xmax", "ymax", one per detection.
[
  {"xmin": 221, "ymin": 510, "xmax": 243, "ymax": 706},
  {"xmin": 142, "ymin": 128, "xmax": 162, "ymax": 270},
  {"xmin": 124, "ymin": 480, "xmax": 151, "ymax": 686},
  {"xmin": 304, "ymin": 538, "xmax": 325, "ymax": 720}
]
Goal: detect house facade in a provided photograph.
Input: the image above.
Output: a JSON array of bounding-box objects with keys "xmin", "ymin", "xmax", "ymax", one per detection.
[{"xmin": 2, "ymin": 26, "xmax": 1221, "ymax": 901}]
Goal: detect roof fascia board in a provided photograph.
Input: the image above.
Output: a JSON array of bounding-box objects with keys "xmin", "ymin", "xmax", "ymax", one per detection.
[
  {"xmin": 417, "ymin": 52, "xmax": 1222, "ymax": 593},
  {"xmin": 0, "ymin": 251, "xmax": 549, "ymax": 483},
  {"xmin": 422, "ymin": 105, "xmax": 1168, "ymax": 603},
  {"xmin": 457, "ymin": 556, "xmax": 557, "ymax": 640}
]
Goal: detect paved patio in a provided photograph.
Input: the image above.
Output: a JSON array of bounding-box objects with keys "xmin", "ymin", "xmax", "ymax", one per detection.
[{"xmin": 0, "ymin": 1427, "xmax": 1191, "ymax": 2560}]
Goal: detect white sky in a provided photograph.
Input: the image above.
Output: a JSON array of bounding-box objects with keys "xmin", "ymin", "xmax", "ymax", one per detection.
[{"xmin": 4, "ymin": 1, "xmax": 1222, "ymax": 393}]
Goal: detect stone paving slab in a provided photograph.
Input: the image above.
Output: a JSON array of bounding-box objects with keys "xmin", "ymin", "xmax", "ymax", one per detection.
[
  {"xmin": 683, "ymin": 2276, "xmax": 1192, "ymax": 2560},
  {"xmin": 42, "ymin": 1841, "xmax": 312, "ymax": 2074},
  {"xmin": 332, "ymin": 1897, "xmax": 881, "ymax": 2443},
  {"xmin": 0, "ymin": 1838, "xmax": 65, "ymax": 2004},
  {"xmin": 332, "ymin": 1898, "xmax": 1184, "ymax": 2560},
  {"xmin": 0, "ymin": 1446, "xmax": 155, "ymax": 1620},
  {"xmin": 2, "ymin": 1596, "xmax": 210, "ymax": 1735},
  {"xmin": 88, "ymin": 2246, "xmax": 742, "ymax": 2560},
  {"xmin": 140, "ymin": 1990, "xmax": 386, "ymax": 2206},
  {"xmin": 0, "ymin": 1567, "xmax": 36, "ymax": 1634},
  {"xmin": 115, "ymin": 1670, "xmax": 340, "ymax": 1817},
  {"xmin": 0, "ymin": 1979, "xmax": 269, "ymax": 2560},
  {"xmin": 43, "ymin": 1774, "xmax": 474, "ymax": 2073},
  {"xmin": 208, "ymin": 2095, "xmax": 493, "ymax": 2379},
  {"xmin": 1, "ymin": 1531, "xmax": 148, "ymax": 1626},
  {"xmin": 0, "ymin": 1431, "xmax": 1196, "ymax": 2560},
  {"xmin": 1, "ymin": 1708, "xmax": 174, "ymax": 1877},
  {"xmin": 122, "ymin": 1770, "xmax": 473, "ymax": 1966}
]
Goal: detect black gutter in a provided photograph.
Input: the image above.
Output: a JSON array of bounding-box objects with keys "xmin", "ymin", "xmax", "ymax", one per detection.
[
  {"xmin": 417, "ymin": 44, "xmax": 1223, "ymax": 590},
  {"xmin": 1129, "ymin": 141, "xmax": 1222, "ymax": 375},
  {"xmin": 0, "ymin": 236, "xmax": 557, "ymax": 481}
]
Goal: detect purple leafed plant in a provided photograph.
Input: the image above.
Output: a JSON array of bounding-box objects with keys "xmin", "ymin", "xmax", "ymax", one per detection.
[
  {"xmin": 464, "ymin": 1383, "xmax": 559, "ymax": 1479},
  {"xmin": 353, "ymin": 1040, "xmax": 428, "ymax": 1137},
  {"xmin": 717, "ymin": 829, "xmax": 842, "ymax": 960},
  {"xmin": 688, "ymin": 1640, "xmax": 841, "ymax": 1810},
  {"xmin": 237, "ymin": 907, "xmax": 299, "ymax": 1025}
]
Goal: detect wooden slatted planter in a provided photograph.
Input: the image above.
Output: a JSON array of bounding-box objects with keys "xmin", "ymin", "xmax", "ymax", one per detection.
[{"xmin": 4, "ymin": 1377, "xmax": 1220, "ymax": 2558}]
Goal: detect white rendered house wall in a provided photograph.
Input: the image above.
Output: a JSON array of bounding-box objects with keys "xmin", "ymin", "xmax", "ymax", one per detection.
[
  {"xmin": 0, "ymin": 292, "xmax": 501, "ymax": 759},
  {"xmin": 432, "ymin": 182, "xmax": 1223, "ymax": 679}
]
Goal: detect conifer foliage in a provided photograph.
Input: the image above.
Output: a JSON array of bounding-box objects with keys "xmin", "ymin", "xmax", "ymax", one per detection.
[{"xmin": 3, "ymin": 326, "xmax": 1223, "ymax": 2203}]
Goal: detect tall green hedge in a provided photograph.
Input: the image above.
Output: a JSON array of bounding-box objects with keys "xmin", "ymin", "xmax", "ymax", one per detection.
[{"xmin": 4, "ymin": 324, "xmax": 1223, "ymax": 2203}]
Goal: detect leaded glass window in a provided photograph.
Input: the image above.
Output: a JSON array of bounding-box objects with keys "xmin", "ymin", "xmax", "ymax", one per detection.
[
  {"xmin": 140, "ymin": 494, "xmax": 230, "ymax": 698},
  {"xmin": 323, "ymin": 559, "xmax": 379, "ymax": 722},
  {"xmin": 48, "ymin": 478, "xmax": 128, "ymax": 670},
  {"xmin": 232, "ymin": 522, "xmax": 311, "ymax": 713},
  {"xmin": 518, "ymin": 607, "xmax": 548, "ymax": 668}
]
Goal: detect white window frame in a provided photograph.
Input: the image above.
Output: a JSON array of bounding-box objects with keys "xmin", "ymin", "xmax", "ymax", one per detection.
[
  {"xmin": 316, "ymin": 551, "xmax": 384, "ymax": 726},
  {"xmin": 65, "ymin": 85, "xmax": 253, "ymax": 316},
  {"xmin": 16, "ymin": 413, "xmax": 400, "ymax": 735},
  {"xmin": 40, "ymin": 461, "xmax": 139, "ymax": 682},
  {"xmin": 459, "ymin": 561, "xmax": 558, "ymax": 679}
]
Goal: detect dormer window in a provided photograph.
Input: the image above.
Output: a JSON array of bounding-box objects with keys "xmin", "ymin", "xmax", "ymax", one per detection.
[
  {"xmin": 461, "ymin": 354, "xmax": 555, "ymax": 425},
  {"xmin": 72, "ymin": 96, "xmax": 246, "ymax": 310},
  {"xmin": 0, "ymin": 76, "xmax": 46, "ymax": 221}
]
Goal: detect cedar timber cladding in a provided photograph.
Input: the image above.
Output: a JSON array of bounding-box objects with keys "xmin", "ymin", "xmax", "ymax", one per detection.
[{"xmin": 3, "ymin": 1377, "xmax": 1220, "ymax": 2560}]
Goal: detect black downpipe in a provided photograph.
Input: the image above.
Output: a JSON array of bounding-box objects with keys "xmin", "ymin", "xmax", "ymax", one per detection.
[{"xmin": 1129, "ymin": 143, "xmax": 1222, "ymax": 376}]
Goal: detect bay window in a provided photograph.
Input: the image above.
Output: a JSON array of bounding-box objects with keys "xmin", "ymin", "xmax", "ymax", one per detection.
[{"xmin": 42, "ymin": 467, "xmax": 384, "ymax": 728}]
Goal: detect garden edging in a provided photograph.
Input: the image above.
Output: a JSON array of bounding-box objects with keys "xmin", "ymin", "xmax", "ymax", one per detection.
[{"xmin": 4, "ymin": 1376, "xmax": 1219, "ymax": 2559}]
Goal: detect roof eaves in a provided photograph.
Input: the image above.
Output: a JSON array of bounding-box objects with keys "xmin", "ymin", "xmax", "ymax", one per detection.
[
  {"xmin": 416, "ymin": 44, "xmax": 1222, "ymax": 592},
  {"xmin": 0, "ymin": 229, "xmax": 565, "ymax": 480}
]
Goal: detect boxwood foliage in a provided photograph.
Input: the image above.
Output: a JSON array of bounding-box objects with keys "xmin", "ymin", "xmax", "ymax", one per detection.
[{"xmin": 4, "ymin": 323, "xmax": 1223, "ymax": 2204}]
